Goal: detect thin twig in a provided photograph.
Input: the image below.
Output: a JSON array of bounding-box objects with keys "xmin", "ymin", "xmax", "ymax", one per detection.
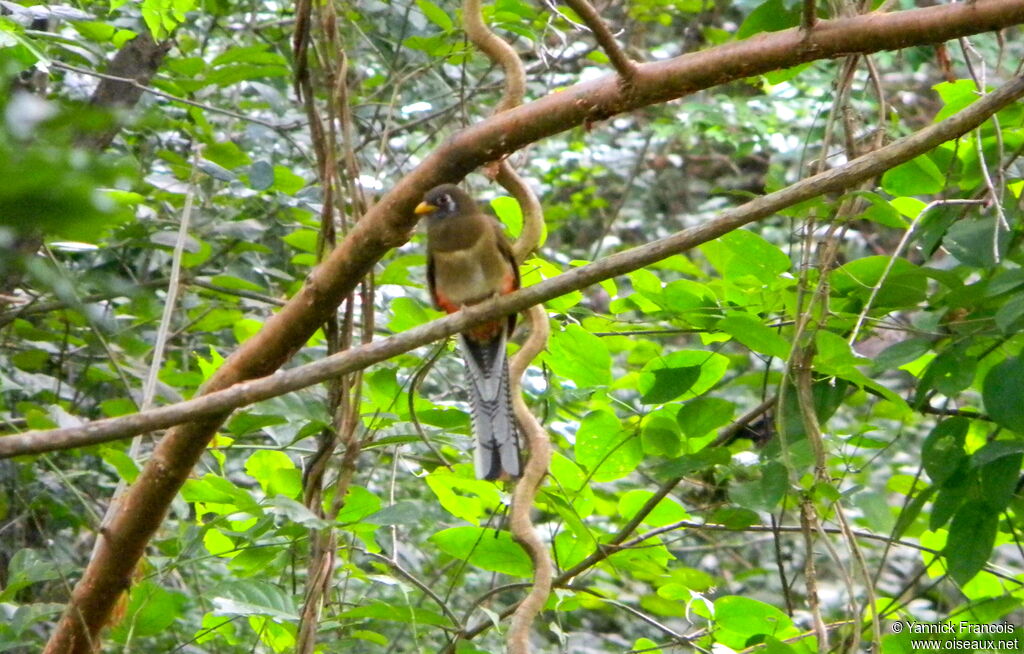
[{"xmin": 562, "ymin": 0, "xmax": 637, "ymax": 80}]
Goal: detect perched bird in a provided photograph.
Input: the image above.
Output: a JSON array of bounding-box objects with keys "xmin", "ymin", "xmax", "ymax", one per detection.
[{"xmin": 416, "ymin": 184, "xmax": 522, "ymax": 480}]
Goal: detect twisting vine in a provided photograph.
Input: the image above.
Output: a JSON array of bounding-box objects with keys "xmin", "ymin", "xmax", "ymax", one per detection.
[{"xmin": 462, "ymin": 1, "xmax": 551, "ymax": 651}]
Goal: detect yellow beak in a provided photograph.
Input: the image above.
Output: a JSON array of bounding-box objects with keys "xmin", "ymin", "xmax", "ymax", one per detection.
[{"xmin": 415, "ymin": 202, "xmax": 437, "ymax": 215}]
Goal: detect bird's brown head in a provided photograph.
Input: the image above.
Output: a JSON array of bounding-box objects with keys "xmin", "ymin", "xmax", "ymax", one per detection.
[{"xmin": 415, "ymin": 184, "xmax": 473, "ymax": 220}]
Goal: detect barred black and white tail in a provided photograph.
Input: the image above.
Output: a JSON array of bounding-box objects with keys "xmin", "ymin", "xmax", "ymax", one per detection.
[{"xmin": 458, "ymin": 331, "xmax": 521, "ymax": 480}]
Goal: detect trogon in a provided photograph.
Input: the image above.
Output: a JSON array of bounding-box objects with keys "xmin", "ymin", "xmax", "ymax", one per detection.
[{"xmin": 416, "ymin": 184, "xmax": 522, "ymax": 480}]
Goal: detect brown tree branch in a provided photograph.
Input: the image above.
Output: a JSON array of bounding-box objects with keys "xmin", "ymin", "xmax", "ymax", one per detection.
[{"xmin": 42, "ymin": 3, "xmax": 1024, "ymax": 649}]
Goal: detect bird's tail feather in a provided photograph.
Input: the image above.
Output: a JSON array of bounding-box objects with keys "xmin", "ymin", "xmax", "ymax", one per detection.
[{"xmin": 458, "ymin": 331, "xmax": 521, "ymax": 480}]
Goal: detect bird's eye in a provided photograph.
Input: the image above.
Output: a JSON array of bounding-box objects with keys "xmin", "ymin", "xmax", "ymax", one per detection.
[{"xmin": 440, "ymin": 194, "xmax": 452, "ymax": 208}]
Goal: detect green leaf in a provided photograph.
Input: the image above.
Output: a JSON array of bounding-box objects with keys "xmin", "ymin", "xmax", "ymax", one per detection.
[
  {"xmin": 976, "ymin": 448, "xmax": 1022, "ymax": 512},
  {"xmin": 830, "ymin": 256, "xmax": 927, "ymax": 310},
  {"xmin": 945, "ymin": 500, "xmax": 998, "ymax": 586},
  {"xmin": 701, "ymin": 229, "xmax": 791, "ymax": 284},
  {"xmin": 429, "ymin": 526, "xmax": 532, "ymax": 578},
  {"xmin": 994, "ymin": 294, "xmax": 1024, "ymax": 333},
  {"xmin": 736, "ymin": 0, "xmax": 799, "ymax": 39},
  {"xmin": 653, "ymin": 447, "xmax": 730, "ymax": 479},
  {"xmin": 934, "ymin": 79, "xmax": 982, "ymax": 121},
  {"xmin": 245, "ymin": 451, "xmax": 301, "ymax": 499},
  {"xmin": 272, "ymin": 165, "xmax": 306, "ymax": 194},
  {"xmin": 718, "ymin": 314, "xmax": 790, "ymax": 359},
  {"xmin": 575, "ymin": 410, "xmax": 642, "ymax": 482},
  {"xmin": 730, "ymin": 461, "xmax": 788, "ymax": 511},
  {"xmin": 282, "ymin": 229, "xmax": 319, "ymax": 253},
  {"xmin": 617, "ymin": 489, "xmax": 689, "ymax": 527},
  {"xmin": 871, "ymin": 337, "xmax": 931, "ymax": 372},
  {"xmin": 715, "ymin": 595, "xmax": 794, "ymax": 637},
  {"xmin": 986, "ymin": 269, "xmax": 1024, "ymax": 297},
  {"xmin": 921, "ymin": 418, "xmax": 968, "ymax": 486},
  {"xmin": 335, "ymin": 486, "xmax": 383, "ymax": 524},
  {"xmin": 248, "ymin": 160, "xmax": 274, "ymax": 190},
  {"xmin": 111, "ymin": 581, "xmax": 188, "ymax": 640},
  {"xmin": 364, "ymin": 501, "xmax": 424, "ymax": 526},
  {"xmin": 211, "ymin": 580, "xmax": 298, "ymax": 621},
  {"xmin": 340, "ymin": 600, "xmax": 452, "ymax": 627},
  {"xmin": 641, "ymin": 414, "xmax": 682, "ymax": 457},
  {"xmin": 417, "ymin": 0, "xmax": 454, "ymax": 30},
  {"xmin": 850, "ymin": 190, "xmax": 909, "ymax": 228},
  {"xmin": 881, "ymin": 154, "xmax": 944, "ymax": 196},
  {"xmin": 639, "ymin": 351, "xmax": 729, "ymax": 403},
  {"xmin": 982, "ymin": 357, "xmax": 1024, "ymax": 433},
  {"xmin": 490, "ymin": 196, "xmax": 523, "ymax": 236},
  {"xmin": 204, "ymin": 141, "xmax": 252, "ymax": 169},
  {"xmin": 676, "ymin": 398, "xmax": 735, "ymax": 439},
  {"xmin": 640, "ymin": 365, "xmax": 700, "ymax": 404},
  {"xmin": 943, "ymin": 216, "xmax": 1010, "ymax": 268},
  {"xmin": 546, "ymin": 324, "xmax": 611, "ymax": 387},
  {"xmin": 425, "ymin": 471, "xmax": 501, "ymax": 525},
  {"xmin": 915, "ymin": 346, "xmax": 976, "ymax": 400}
]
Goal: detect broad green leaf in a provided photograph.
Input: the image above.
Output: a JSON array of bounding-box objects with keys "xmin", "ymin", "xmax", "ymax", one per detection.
[
  {"xmin": 736, "ymin": 0, "xmax": 799, "ymax": 39},
  {"xmin": 640, "ymin": 365, "xmax": 700, "ymax": 404},
  {"xmin": 730, "ymin": 460, "xmax": 788, "ymax": 511},
  {"xmin": 204, "ymin": 141, "xmax": 252, "ymax": 169},
  {"xmin": 272, "ymin": 165, "xmax": 306, "ymax": 194},
  {"xmin": 994, "ymin": 293, "xmax": 1024, "ymax": 334},
  {"xmin": 830, "ymin": 256, "xmax": 927, "ymax": 309},
  {"xmin": 638, "ymin": 351, "xmax": 729, "ymax": 403},
  {"xmin": 641, "ymin": 414, "xmax": 682, "ymax": 457},
  {"xmin": 211, "ymin": 580, "xmax": 298, "ymax": 621},
  {"xmin": 718, "ymin": 314, "xmax": 790, "ymax": 359},
  {"xmin": 388, "ymin": 296, "xmax": 435, "ymax": 332},
  {"xmin": 335, "ymin": 486, "xmax": 383, "ymax": 524},
  {"xmin": 653, "ymin": 447, "xmax": 730, "ymax": 479},
  {"xmin": 915, "ymin": 346, "xmax": 976, "ymax": 400},
  {"xmin": 209, "ymin": 274, "xmax": 265, "ymax": 292},
  {"xmin": 921, "ymin": 418, "xmax": 968, "ymax": 486},
  {"xmin": 944, "ymin": 215, "xmax": 1011, "ymax": 268},
  {"xmin": 282, "ymin": 229, "xmax": 319, "ymax": 253},
  {"xmin": 701, "ymin": 229, "xmax": 791, "ymax": 284},
  {"xmin": 111, "ymin": 581, "xmax": 188, "ymax": 640},
  {"xmin": 340, "ymin": 601, "xmax": 452, "ymax": 627},
  {"xmin": 881, "ymin": 154, "xmax": 944, "ymax": 196},
  {"xmin": 714, "ymin": 595, "xmax": 794, "ymax": 638},
  {"xmin": 245, "ymin": 450, "xmax": 301, "ymax": 499},
  {"xmin": 850, "ymin": 190, "xmax": 909, "ymax": 228},
  {"xmin": 417, "ymin": 0, "xmax": 454, "ymax": 30},
  {"xmin": 986, "ymin": 268, "xmax": 1024, "ymax": 297},
  {"xmin": 945, "ymin": 501, "xmax": 998, "ymax": 586},
  {"xmin": 982, "ymin": 357, "xmax": 1024, "ymax": 433},
  {"xmin": 575, "ymin": 409, "xmax": 642, "ymax": 482},
  {"xmin": 617, "ymin": 490, "xmax": 689, "ymax": 527},
  {"xmin": 934, "ymin": 79, "xmax": 982, "ymax": 121},
  {"xmin": 977, "ymin": 448, "xmax": 1022, "ymax": 512},
  {"xmin": 490, "ymin": 195, "xmax": 522, "ymax": 236},
  {"xmin": 871, "ymin": 337, "xmax": 931, "ymax": 372},
  {"xmin": 429, "ymin": 526, "xmax": 532, "ymax": 578},
  {"xmin": 676, "ymin": 397, "xmax": 735, "ymax": 439},
  {"xmin": 546, "ymin": 324, "xmax": 611, "ymax": 387},
  {"xmin": 425, "ymin": 472, "xmax": 501, "ymax": 525}
]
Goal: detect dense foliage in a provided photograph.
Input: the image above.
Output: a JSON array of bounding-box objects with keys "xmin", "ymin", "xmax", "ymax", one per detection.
[{"xmin": 1, "ymin": 0, "xmax": 1024, "ymax": 652}]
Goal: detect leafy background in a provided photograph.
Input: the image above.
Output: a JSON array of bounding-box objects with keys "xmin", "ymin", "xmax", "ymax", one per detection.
[{"xmin": 1, "ymin": 0, "xmax": 1024, "ymax": 652}]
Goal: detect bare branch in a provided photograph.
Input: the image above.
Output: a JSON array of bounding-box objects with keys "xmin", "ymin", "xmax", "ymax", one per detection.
[{"xmin": 562, "ymin": 0, "xmax": 638, "ymax": 80}]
